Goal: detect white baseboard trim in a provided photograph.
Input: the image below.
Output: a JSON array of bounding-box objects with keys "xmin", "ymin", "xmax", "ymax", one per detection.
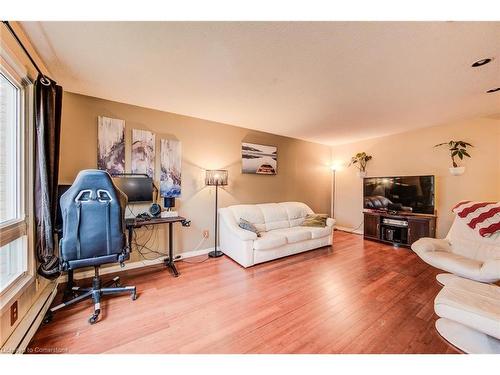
[
  {"xmin": 335, "ymin": 226, "xmax": 363, "ymax": 235},
  {"xmin": 1, "ymin": 280, "xmax": 58, "ymax": 354},
  {"xmin": 63, "ymin": 246, "xmax": 215, "ymax": 282}
]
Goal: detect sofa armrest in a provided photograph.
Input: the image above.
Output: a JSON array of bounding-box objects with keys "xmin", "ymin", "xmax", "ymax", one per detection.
[
  {"xmin": 411, "ymin": 238, "xmax": 451, "ymax": 254},
  {"xmin": 226, "ymin": 225, "xmax": 258, "ymax": 241},
  {"xmin": 326, "ymin": 218, "xmax": 336, "ymax": 228},
  {"xmin": 479, "ymin": 259, "xmax": 500, "ymax": 283},
  {"xmin": 219, "ymin": 209, "xmax": 258, "ymax": 241}
]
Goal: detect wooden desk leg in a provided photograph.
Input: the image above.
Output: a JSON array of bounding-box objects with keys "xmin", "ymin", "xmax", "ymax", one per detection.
[{"xmin": 165, "ymin": 222, "xmax": 179, "ymax": 277}]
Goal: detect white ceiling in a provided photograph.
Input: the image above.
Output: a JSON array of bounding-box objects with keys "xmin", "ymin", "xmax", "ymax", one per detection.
[{"xmin": 21, "ymin": 22, "xmax": 500, "ymax": 145}]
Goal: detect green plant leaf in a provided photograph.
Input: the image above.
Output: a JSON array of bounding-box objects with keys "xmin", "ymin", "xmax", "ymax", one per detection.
[
  {"xmin": 458, "ymin": 152, "xmax": 463, "ymax": 160},
  {"xmin": 462, "ymin": 150, "xmax": 471, "ymax": 157},
  {"xmin": 451, "ymin": 150, "xmax": 458, "ymax": 157}
]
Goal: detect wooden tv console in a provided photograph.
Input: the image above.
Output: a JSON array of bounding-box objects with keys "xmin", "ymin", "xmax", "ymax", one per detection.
[{"xmin": 363, "ymin": 209, "xmax": 437, "ymax": 248}]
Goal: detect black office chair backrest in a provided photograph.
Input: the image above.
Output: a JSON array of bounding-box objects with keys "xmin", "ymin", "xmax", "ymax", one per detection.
[{"xmin": 59, "ymin": 170, "xmax": 128, "ymax": 266}]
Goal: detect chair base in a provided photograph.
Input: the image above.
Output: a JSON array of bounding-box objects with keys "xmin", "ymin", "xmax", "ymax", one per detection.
[
  {"xmin": 44, "ymin": 267, "xmax": 137, "ymax": 325},
  {"xmin": 435, "ymin": 318, "xmax": 500, "ymax": 354}
]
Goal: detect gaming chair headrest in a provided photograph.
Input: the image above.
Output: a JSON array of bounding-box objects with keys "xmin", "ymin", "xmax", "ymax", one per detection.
[{"xmin": 60, "ymin": 169, "xmax": 127, "ymax": 215}]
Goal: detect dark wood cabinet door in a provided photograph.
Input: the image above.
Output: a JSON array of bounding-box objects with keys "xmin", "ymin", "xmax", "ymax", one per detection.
[
  {"xmin": 408, "ymin": 219, "xmax": 430, "ymax": 245},
  {"xmin": 364, "ymin": 213, "xmax": 379, "ymax": 239}
]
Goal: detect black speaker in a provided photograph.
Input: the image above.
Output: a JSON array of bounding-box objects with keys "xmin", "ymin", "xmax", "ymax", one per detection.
[{"xmin": 149, "ymin": 203, "xmax": 161, "ymax": 217}]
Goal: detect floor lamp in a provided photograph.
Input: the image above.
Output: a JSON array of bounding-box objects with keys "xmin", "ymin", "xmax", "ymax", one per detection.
[
  {"xmin": 330, "ymin": 162, "xmax": 342, "ymax": 219},
  {"xmin": 331, "ymin": 166, "xmax": 336, "ymax": 219},
  {"xmin": 205, "ymin": 170, "xmax": 228, "ymax": 258}
]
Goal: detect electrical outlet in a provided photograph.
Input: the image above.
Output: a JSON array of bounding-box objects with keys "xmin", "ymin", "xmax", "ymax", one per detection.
[
  {"xmin": 10, "ymin": 301, "xmax": 18, "ymax": 326},
  {"xmin": 202, "ymin": 229, "xmax": 209, "ymax": 238}
]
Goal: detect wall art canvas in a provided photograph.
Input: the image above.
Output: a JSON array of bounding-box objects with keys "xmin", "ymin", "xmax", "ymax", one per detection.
[
  {"xmin": 160, "ymin": 139, "xmax": 182, "ymax": 197},
  {"xmin": 131, "ymin": 129, "xmax": 155, "ymax": 177},
  {"xmin": 241, "ymin": 142, "xmax": 277, "ymax": 175},
  {"xmin": 97, "ymin": 116, "xmax": 125, "ymax": 175}
]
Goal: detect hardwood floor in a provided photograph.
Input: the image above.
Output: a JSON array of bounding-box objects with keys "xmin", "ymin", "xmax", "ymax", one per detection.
[{"xmin": 27, "ymin": 231, "xmax": 459, "ymax": 354}]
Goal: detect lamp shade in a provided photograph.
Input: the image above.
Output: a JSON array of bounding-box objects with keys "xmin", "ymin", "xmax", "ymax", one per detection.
[{"xmin": 205, "ymin": 170, "xmax": 228, "ymax": 186}]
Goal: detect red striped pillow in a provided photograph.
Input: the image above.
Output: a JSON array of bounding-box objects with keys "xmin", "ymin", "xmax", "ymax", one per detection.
[{"xmin": 452, "ymin": 201, "xmax": 500, "ymax": 237}]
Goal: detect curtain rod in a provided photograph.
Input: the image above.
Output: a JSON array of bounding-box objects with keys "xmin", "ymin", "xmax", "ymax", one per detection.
[{"xmin": 2, "ymin": 21, "xmax": 51, "ymax": 86}]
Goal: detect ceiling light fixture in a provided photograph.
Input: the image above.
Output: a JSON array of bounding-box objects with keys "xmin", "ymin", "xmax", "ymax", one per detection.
[
  {"xmin": 486, "ymin": 87, "xmax": 500, "ymax": 93},
  {"xmin": 471, "ymin": 58, "xmax": 493, "ymax": 67}
]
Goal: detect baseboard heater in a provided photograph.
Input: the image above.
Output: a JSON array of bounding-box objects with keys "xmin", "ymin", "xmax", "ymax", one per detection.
[{"xmin": 1, "ymin": 281, "xmax": 58, "ymax": 354}]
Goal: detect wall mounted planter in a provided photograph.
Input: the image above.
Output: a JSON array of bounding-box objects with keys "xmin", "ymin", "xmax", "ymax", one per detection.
[{"xmin": 449, "ymin": 167, "xmax": 465, "ymax": 176}]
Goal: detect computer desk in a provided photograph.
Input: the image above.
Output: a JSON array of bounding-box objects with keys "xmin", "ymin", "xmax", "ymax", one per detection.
[{"xmin": 125, "ymin": 216, "xmax": 187, "ymax": 277}]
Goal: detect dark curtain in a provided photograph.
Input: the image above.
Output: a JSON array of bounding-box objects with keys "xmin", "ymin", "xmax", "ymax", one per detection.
[{"xmin": 34, "ymin": 74, "xmax": 63, "ymax": 279}]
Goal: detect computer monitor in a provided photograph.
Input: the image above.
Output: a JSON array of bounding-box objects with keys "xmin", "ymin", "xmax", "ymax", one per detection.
[{"xmin": 113, "ymin": 175, "xmax": 154, "ymax": 203}]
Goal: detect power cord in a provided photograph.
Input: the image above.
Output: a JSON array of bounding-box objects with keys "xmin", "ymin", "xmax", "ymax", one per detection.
[
  {"xmin": 179, "ymin": 236, "xmax": 210, "ymax": 264},
  {"xmin": 132, "ymin": 226, "xmax": 168, "ymax": 262},
  {"xmin": 131, "ymin": 226, "xmax": 211, "ymax": 264}
]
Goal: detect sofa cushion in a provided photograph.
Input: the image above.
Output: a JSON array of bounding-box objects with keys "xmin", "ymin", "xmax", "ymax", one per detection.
[
  {"xmin": 434, "ymin": 275, "xmax": 500, "ymax": 339},
  {"xmin": 446, "ymin": 217, "xmax": 500, "ymax": 263},
  {"xmin": 253, "ymin": 232, "xmax": 287, "ymax": 251},
  {"xmin": 303, "ymin": 226, "xmax": 332, "ymax": 239},
  {"xmin": 278, "ymin": 202, "xmax": 314, "ymax": 227},
  {"xmin": 268, "ymin": 227, "xmax": 312, "ymax": 244},
  {"xmin": 229, "ymin": 204, "xmax": 266, "ymax": 232},
  {"xmin": 257, "ymin": 203, "xmax": 290, "ymax": 231},
  {"xmin": 289, "ymin": 217, "xmax": 305, "ymax": 227}
]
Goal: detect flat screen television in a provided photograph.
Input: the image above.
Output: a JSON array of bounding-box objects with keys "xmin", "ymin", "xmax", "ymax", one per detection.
[{"xmin": 363, "ymin": 175, "xmax": 435, "ymax": 214}]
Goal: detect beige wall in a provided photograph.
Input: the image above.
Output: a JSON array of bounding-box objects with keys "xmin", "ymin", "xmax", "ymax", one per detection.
[
  {"xmin": 332, "ymin": 117, "xmax": 500, "ymax": 238},
  {"xmin": 59, "ymin": 92, "xmax": 332, "ymax": 261},
  {"xmin": 0, "ymin": 22, "xmax": 53, "ymax": 348}
]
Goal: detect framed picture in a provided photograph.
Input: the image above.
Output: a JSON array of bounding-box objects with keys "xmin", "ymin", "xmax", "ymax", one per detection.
[
  {"xmin": 241, "ymin": 142, "xmax": 277, "ymax": 175},
  {"xmin": 131, "ymin": 129, "xmax": 155, "ymax": 177},
  {"xmin": 160, "ymin": 139, "xmax": 182, "ymax": 197},
  {"xmin": 97, "ymin": 116, "xmax": 125, "ymax": 175}
]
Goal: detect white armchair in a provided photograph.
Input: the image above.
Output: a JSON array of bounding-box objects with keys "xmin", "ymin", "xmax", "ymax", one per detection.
[{"xmin": 412, "ymin": 215, "xmax": 500, "ymax": 283}]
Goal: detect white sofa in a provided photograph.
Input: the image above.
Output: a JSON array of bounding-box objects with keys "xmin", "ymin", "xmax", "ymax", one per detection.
[
  {"xmin": 219, "ymin": 202, "xmax": 335, "ymax": 267},
  {"xmin": 411, "ymin": 215, "xmax": 500, "ymax": 283}
]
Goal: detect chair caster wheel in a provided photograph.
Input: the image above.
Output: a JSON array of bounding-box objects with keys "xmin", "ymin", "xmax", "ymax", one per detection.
[
  {"xmin": 88, "ymin": 314, "xmax": 99, "ymax": 324},
  {"xmin": 43, "ymin": 311, "xmax": 53, "ymax": 324}
]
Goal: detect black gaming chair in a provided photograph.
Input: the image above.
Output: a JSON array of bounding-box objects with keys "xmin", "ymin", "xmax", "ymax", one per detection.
[{"xmin": 46, "ymin": 170, "xmax": 137, "ymax": 324}]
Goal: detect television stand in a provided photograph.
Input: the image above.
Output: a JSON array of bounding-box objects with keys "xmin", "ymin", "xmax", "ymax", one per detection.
[{"xmin": 363, "ymin": 209, "xmax": 436, "ymax": 248}]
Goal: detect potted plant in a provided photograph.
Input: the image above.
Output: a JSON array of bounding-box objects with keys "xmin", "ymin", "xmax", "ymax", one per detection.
[
  {"xmin": 349, "ymin": 152, "xmax": 372, "ymax": 178},
  {"xmin": 434, "ymin": 140, "xmax": 473, "ymax": 176}
]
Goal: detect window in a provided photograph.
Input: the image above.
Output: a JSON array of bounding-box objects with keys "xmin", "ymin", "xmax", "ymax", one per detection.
[
  {"xmin": 0, "ymin": 63, "xmax": 29, "ymax": 294},
  {"xmin": 0, "ymin": 72, "xmax": 21, "ymax": 224}
]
